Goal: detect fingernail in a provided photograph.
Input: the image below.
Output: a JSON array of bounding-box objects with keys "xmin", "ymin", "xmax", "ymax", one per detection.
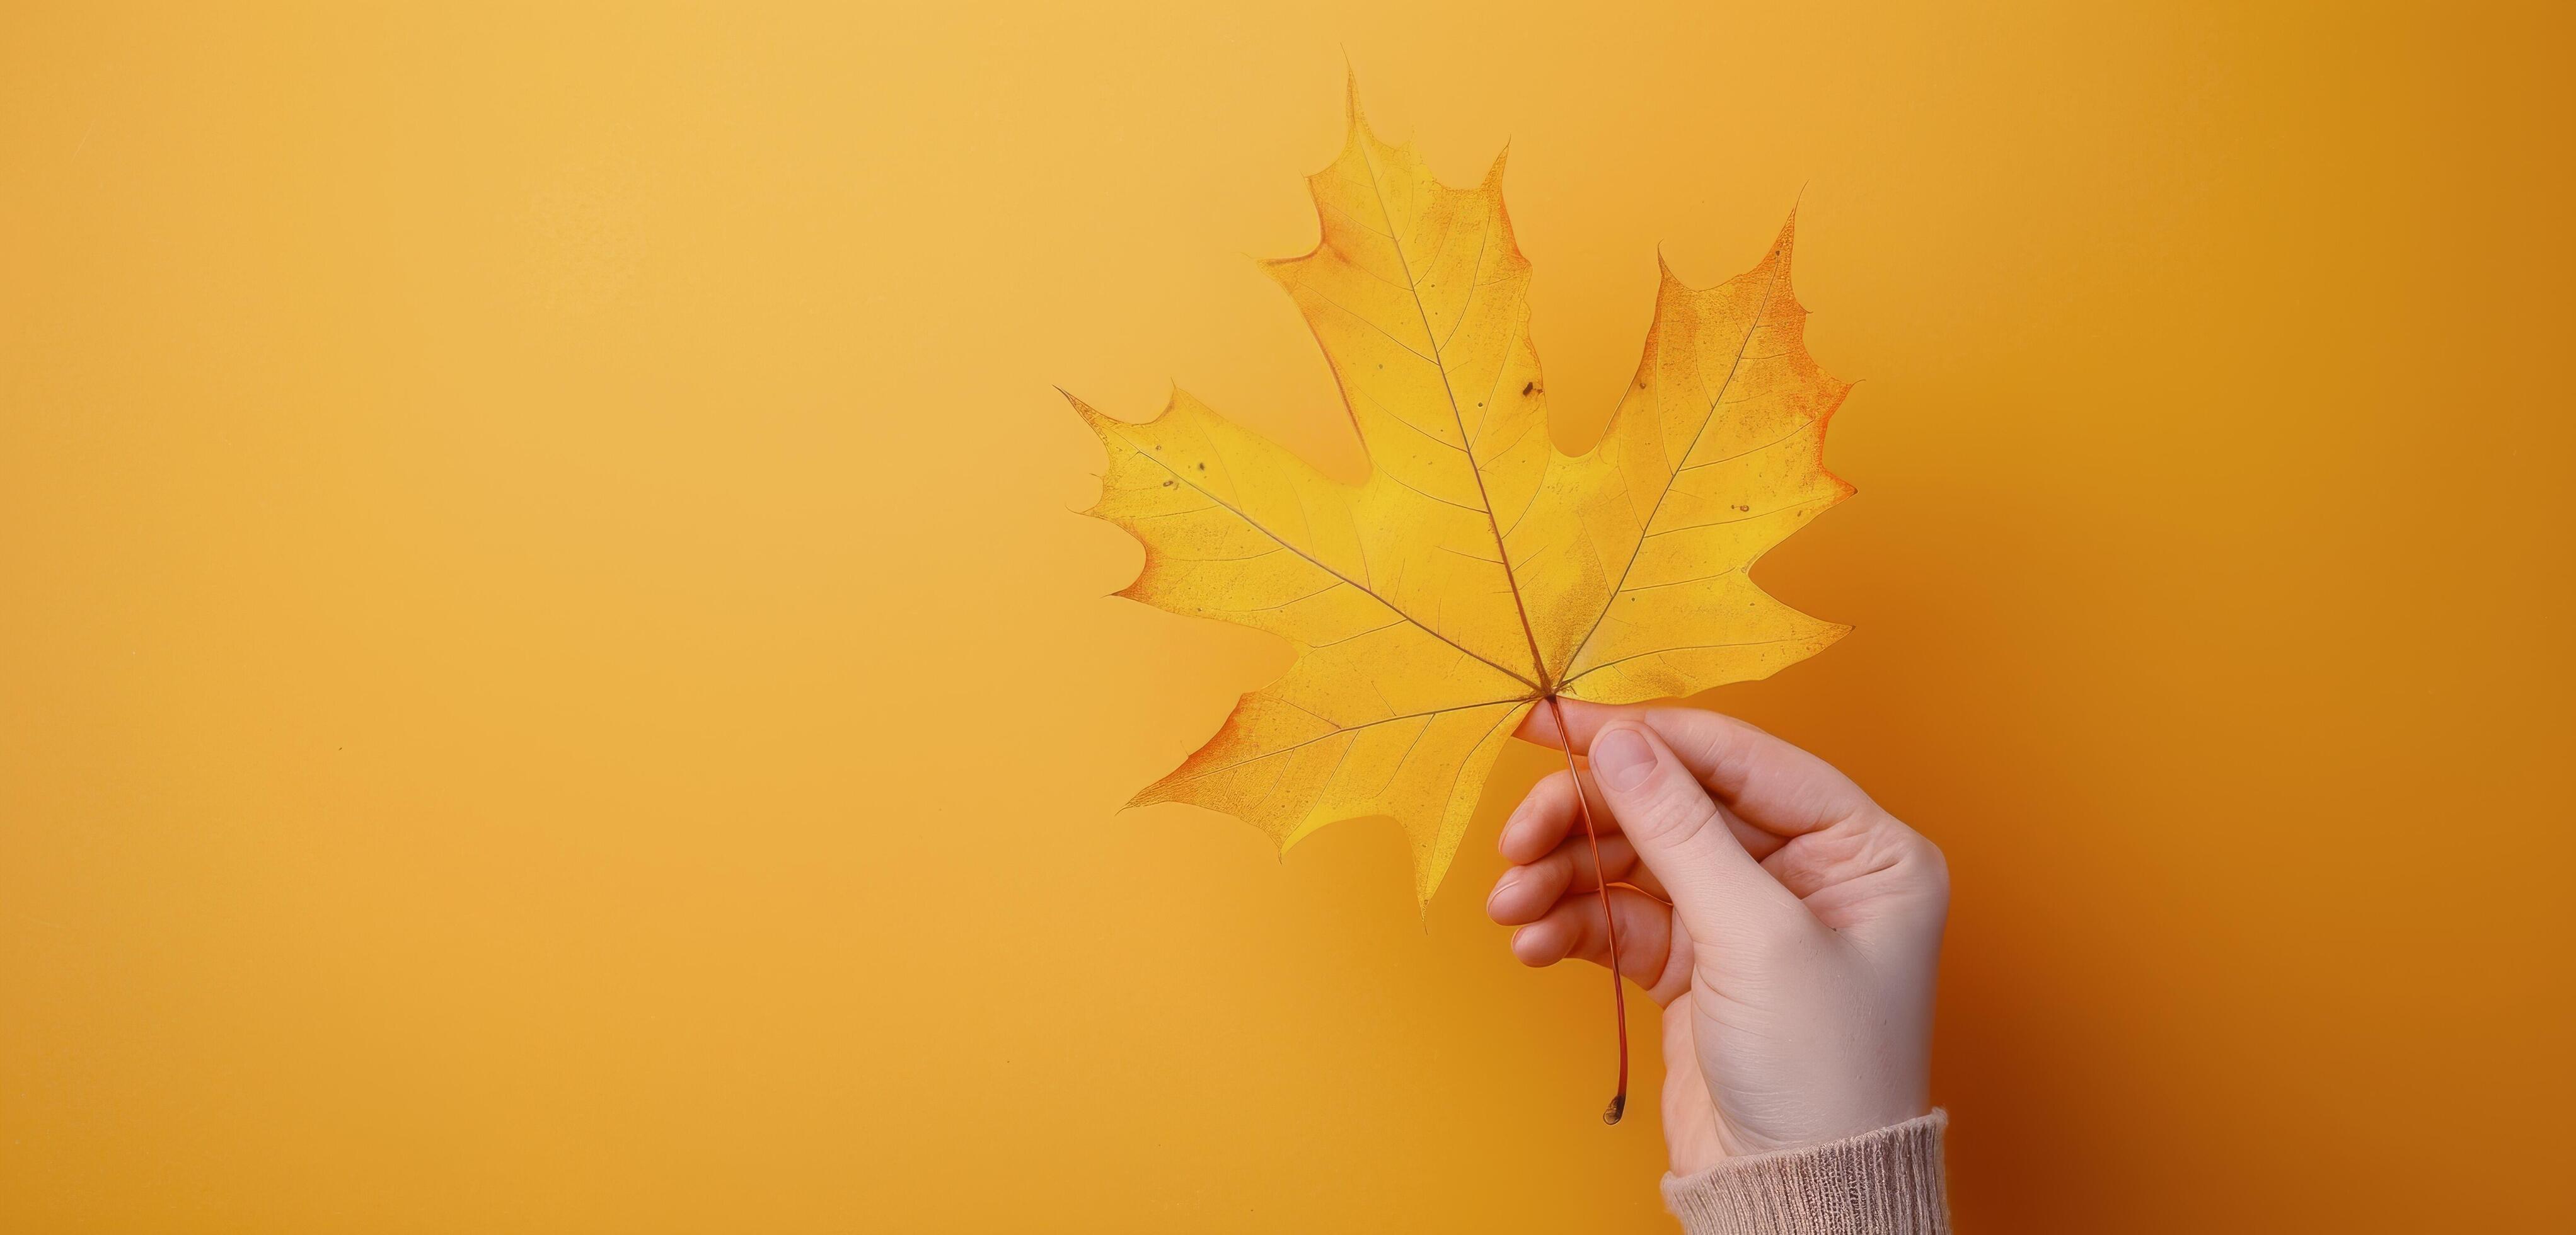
[{"xmin": 1591, "ymin": 727, "xmax": 1656, "ymax": 791}]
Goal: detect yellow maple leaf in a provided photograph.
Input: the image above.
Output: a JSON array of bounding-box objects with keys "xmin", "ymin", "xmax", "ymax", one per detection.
[{"xmin": 1073, "ymin": 87, "xmax": 1852, "ymax": 903}]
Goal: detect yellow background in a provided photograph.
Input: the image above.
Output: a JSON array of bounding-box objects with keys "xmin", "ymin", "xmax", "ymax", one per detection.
[{"xmin": 4, "ymin": 2, "xmax": 2570, "ymax": 1230}]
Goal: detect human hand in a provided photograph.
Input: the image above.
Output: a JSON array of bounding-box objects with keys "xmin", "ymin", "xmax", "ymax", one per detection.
[{"xmin": 1494, "ymin": 702, "xmax": 1948, "ymax": 1173}]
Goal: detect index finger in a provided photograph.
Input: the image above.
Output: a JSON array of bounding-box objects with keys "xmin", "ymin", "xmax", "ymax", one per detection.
[
  {"xmin": 1500, "ymin": 765, "xmax": 1782, "ymax": 866},
  {"xmin": 1517, "ymin": 699, "xmax": 1878, "ymax": 836}
]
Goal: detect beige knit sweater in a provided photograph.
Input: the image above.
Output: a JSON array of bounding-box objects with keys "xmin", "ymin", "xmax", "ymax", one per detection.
[{"xmin": 1661, "ymin": 1111, "xmax": 1951, "ymax": 1235}]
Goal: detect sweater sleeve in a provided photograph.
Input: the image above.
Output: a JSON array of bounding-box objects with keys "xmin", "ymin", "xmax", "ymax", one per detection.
[{"xmin": 1661, "ymin": 1110, "xmax": 1951, "ymax": 1235}]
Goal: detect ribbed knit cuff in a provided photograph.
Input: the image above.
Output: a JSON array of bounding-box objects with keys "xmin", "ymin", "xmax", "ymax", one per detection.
[{"xmin": 1661, "ymin": 1110, "xmax": 1950, "ymax": 1235}]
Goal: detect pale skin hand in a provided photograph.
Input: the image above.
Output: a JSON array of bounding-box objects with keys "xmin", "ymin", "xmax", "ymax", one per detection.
[{"xmin": 1496, "ymin": 701, "xmax": 1949, "ymax": 1174}]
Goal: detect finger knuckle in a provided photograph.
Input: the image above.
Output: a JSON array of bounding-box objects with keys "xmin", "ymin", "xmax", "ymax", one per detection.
[
  {"xmin": 1887, "ymin": 819, "xmax": 1949, "ymax": 886},
  {"xmin": 1629, "ymin": 793, "xmax": 1717, "ymax": 849}
]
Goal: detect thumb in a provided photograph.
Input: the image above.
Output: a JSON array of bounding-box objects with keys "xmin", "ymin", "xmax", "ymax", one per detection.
[{"xmin": 1588, "ymin": 722, "xmax": 1806, "ymax": 945}]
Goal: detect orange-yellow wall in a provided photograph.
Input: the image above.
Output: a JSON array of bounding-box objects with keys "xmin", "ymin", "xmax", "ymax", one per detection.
[{"xmin": 4, "ymin": 3, "xmax": 2570, "ymax": 1231}]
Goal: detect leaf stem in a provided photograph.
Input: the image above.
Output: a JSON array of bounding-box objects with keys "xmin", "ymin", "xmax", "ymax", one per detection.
[{"xmin": 1543, "ymin": 692, "xmax": 1627, "ymax": 1125}]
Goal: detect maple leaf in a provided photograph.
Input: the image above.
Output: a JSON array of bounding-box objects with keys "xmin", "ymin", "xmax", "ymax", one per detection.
[{"xmin": 1073, "ymin": 86, "xmax": 1852, "ymax": 905}]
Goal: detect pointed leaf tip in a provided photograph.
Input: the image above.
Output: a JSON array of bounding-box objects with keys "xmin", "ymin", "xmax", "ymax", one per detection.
[
  {"xmin": 1061, "ymin": 388, "xmax": 1112, "ymax": 432},
  {"xmin": 1655, "ymin": 243, "xmax": 1690, "ymax": 291},
  {"xmin": 1341, "ymin": 66, "xmax": 1379, "ymax": 143}
]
